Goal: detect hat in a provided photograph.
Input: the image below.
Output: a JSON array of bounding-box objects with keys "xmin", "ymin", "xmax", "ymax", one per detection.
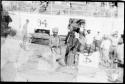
[
  {"xmin": 52, "ymin": 28, "xmax": 58, "ymax": 33},
  {"xmin": 76, "ymin": 19, "xmax": 85, "ymax": 26},
  {"xmin": 112, "ymin": 31, "xmax": 118, "ymax": 35}
]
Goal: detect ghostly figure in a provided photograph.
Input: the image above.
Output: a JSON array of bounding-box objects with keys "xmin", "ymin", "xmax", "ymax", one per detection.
[{"xmin": 22, "ymin": 19, "xmax": 29, "ymax": 50}]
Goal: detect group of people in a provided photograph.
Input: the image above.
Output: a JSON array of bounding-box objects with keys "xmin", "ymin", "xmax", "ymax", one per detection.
[
  {"xmin": 44, "ymin": 19, "xmax": 124, "ymax": 71},
  {"xmin": 1, "ymin": 11, "xmax": 124, "ymax": 69},
  {"xmin": 1, "ymin": 10, "xmax": 124, "ymax": 82},
  {"xmin": 100, "ymin": 32, "xmax": 124, "ymax": 69},
  {"xmin": 99, "ymin": 32, "xmax": 124, "ymax": 82},
  {"xmin": 63, "ymin": 22, "xmax": 124, "ymax": 70},
  {"xmin": 49, "ymin": 20, "xmax": 97, "ymax": 67}
]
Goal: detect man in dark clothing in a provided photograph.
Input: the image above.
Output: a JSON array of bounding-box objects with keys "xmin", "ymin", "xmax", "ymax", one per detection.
[
  {"xmin": 65, "ymin": 27, "xmax": 74, "ymax": 65},
  {"xmin": 65, "ymin": 26, "xmax": 80, "ymax": 66},
  {"xmin": 2, "ymin": 11, "xmax": 12, "ymax": 25},
  {"xmin": 1, "ymin": 10, "xmax": 12, "ymax": 37}
]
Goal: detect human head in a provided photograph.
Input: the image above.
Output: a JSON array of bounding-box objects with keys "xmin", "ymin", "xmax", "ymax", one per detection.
[
  {"xmin": 80, "ymin": 23, "xmax": 85, "ymax": 28},
  {"xmin": 112, "ymin": 33, "xmax": 118, "ymax": 38},
  {"xmin": 118, "ymin": 34, "xmax": 124, "ymax": 44},
  {"xmin": 97, "ymin": 31, "xmax": 100, "ymax": 34},
  {"xmin": 69, "ymin": 25, "xmax": 73, "ymax": 31},
  {"xmin": 52, "ymin": 27, "xmax": 58, "ymax": 36},
  {"xmin": 87, "ymin": 30, "xmax": 91, "ymax": 34},
  {"xmin": 26, "ymin": 19, "xmax": 29, "ymax": 23},
  {"xmin": 112, "ymin": 31, "xmax": 118, "ymax": 38},
  {"xmin": 80, "ymin": 24, "xmax": 85, "ymax": 32},
  {"xmin": 80, "ymin": 22, "xmax": 85, "ymax": 32}
]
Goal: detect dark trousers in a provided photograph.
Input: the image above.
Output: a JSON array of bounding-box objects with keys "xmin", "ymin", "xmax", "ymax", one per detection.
[{"xmin": 65, "ymin": 46, "xmax": 71, "ymax": 65}]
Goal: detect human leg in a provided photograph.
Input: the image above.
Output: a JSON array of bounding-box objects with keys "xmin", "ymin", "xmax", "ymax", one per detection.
[{"xmin": 65, "ymin": 46, "xmax": 70, "ymax": 65}]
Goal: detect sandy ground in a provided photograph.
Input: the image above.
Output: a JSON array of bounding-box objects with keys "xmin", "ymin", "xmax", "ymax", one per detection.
[{"xmin": 1, "ymin": 37, "xmax": 113, "ymax": 82}]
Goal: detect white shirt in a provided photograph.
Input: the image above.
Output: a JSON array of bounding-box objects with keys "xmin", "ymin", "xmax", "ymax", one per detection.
[
  {"xmin": 75, "ymin": 32, "xmax": 79, "ymax": 39},
  {"xmin": 101, "ymin": 39, "xmax": 111, "ymax": 50},
  {"xmin": 49, "ymin": 36, "xmax": 60, "ymax": 47},
  {"xmin": 86, "ymin": 34, "xmax": 93, "ymax": 44},
  {"xmin": 95, "ymin": 34, "xmax": 102, "ymax": 40},
  {"xmin": 111, "ymin": 37, "xmax": 119, "ymax": 46}
]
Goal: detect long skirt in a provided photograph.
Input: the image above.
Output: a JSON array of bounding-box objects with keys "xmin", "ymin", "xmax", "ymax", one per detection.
[
  {"xmin": 65, "ymin": 46, "xmax": 71, "ymax": 64},
  {"xmin": 67, "ymin": 51, "xmax": 75, "ymax": 66}
]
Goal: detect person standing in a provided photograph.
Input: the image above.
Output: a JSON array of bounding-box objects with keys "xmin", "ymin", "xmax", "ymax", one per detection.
[
  {"xmin": 49, "ymin": 28, "xmax": 61, "ymax": 67},
  {"xmin": 76, "ymin": 22, "xmax": 86, "ymax": 64},
  {"xmin": 2, "ymin": 10, "xmax": 12, "ymax": 26},
  {"xmin": 116, "ymin": 34, "xmax": 124, "ymax": 66},
  {"xmin": 65, "ymin": 26, "xmax": 80, "ymax": 68},
  {"xmin": 94, "ymin": 31, "xmax": 102, "ymax": 51},
  {"xmin": 49, "ymin": 28, "xmax": 61, "ymax": 54},
  {"xmin": 85, "ymin": 30, "xmax": 94, "ymax": 56},
  {"xmin": 22, "ymin": 19, "xmax": 29, "ymax": 50},
  {"xmin": 1, "ymin": 10, "xmax": 12, "ymax": 37},
  {"xmin": 109, "ymin": 31, "xmax": 119, "ymax": 68},
  {"xmin": 100, "ymin": 35, "xmax": 112, "ymax": 67}
]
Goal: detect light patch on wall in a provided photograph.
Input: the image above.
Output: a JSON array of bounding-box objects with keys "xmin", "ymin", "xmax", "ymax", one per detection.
[{"xmin": 8, "ymin": 11, "xmax": 124, "ymax": 36}]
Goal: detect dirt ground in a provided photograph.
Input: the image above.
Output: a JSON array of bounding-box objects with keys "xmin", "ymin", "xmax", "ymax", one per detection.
[{"xmin": 1, "ymin": 37, "xmax": 122, "ymax": 82}]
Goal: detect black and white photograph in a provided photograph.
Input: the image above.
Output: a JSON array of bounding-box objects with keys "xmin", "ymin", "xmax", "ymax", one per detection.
[{"xmin": 0, "ymin": 0, "xmax": 124, "ymax": 83}]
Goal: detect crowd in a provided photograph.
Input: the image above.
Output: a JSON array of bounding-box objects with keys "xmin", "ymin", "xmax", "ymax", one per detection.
[
  {"xmin": 1, "ymin": 8, "xmax": 124, "ymax": 82},
  {"xmin": 48, "ymin": 19, "xmax": 124, "ymax": 83}
]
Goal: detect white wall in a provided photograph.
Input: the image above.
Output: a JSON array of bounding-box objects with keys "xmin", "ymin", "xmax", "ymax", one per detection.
[{"xmin": 9, "ymin": 11, "xmax": 124, "ymax": 36}]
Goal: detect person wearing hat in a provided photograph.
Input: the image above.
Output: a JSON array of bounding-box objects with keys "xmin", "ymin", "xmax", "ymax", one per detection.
[
  {"xmin": 65, "ymin": 24, "xmax": 80, "ymax": 68},
  {"xmin": 49, "ymin": 27, "xmax": 62, "ymax": 67},
  {"xmin": 85, "ymin": 30, "xmax": 94, "ymax": 55},
  {"xmin": 50, "ymin": 28, "xmax": 60, "ymax": 48}
]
